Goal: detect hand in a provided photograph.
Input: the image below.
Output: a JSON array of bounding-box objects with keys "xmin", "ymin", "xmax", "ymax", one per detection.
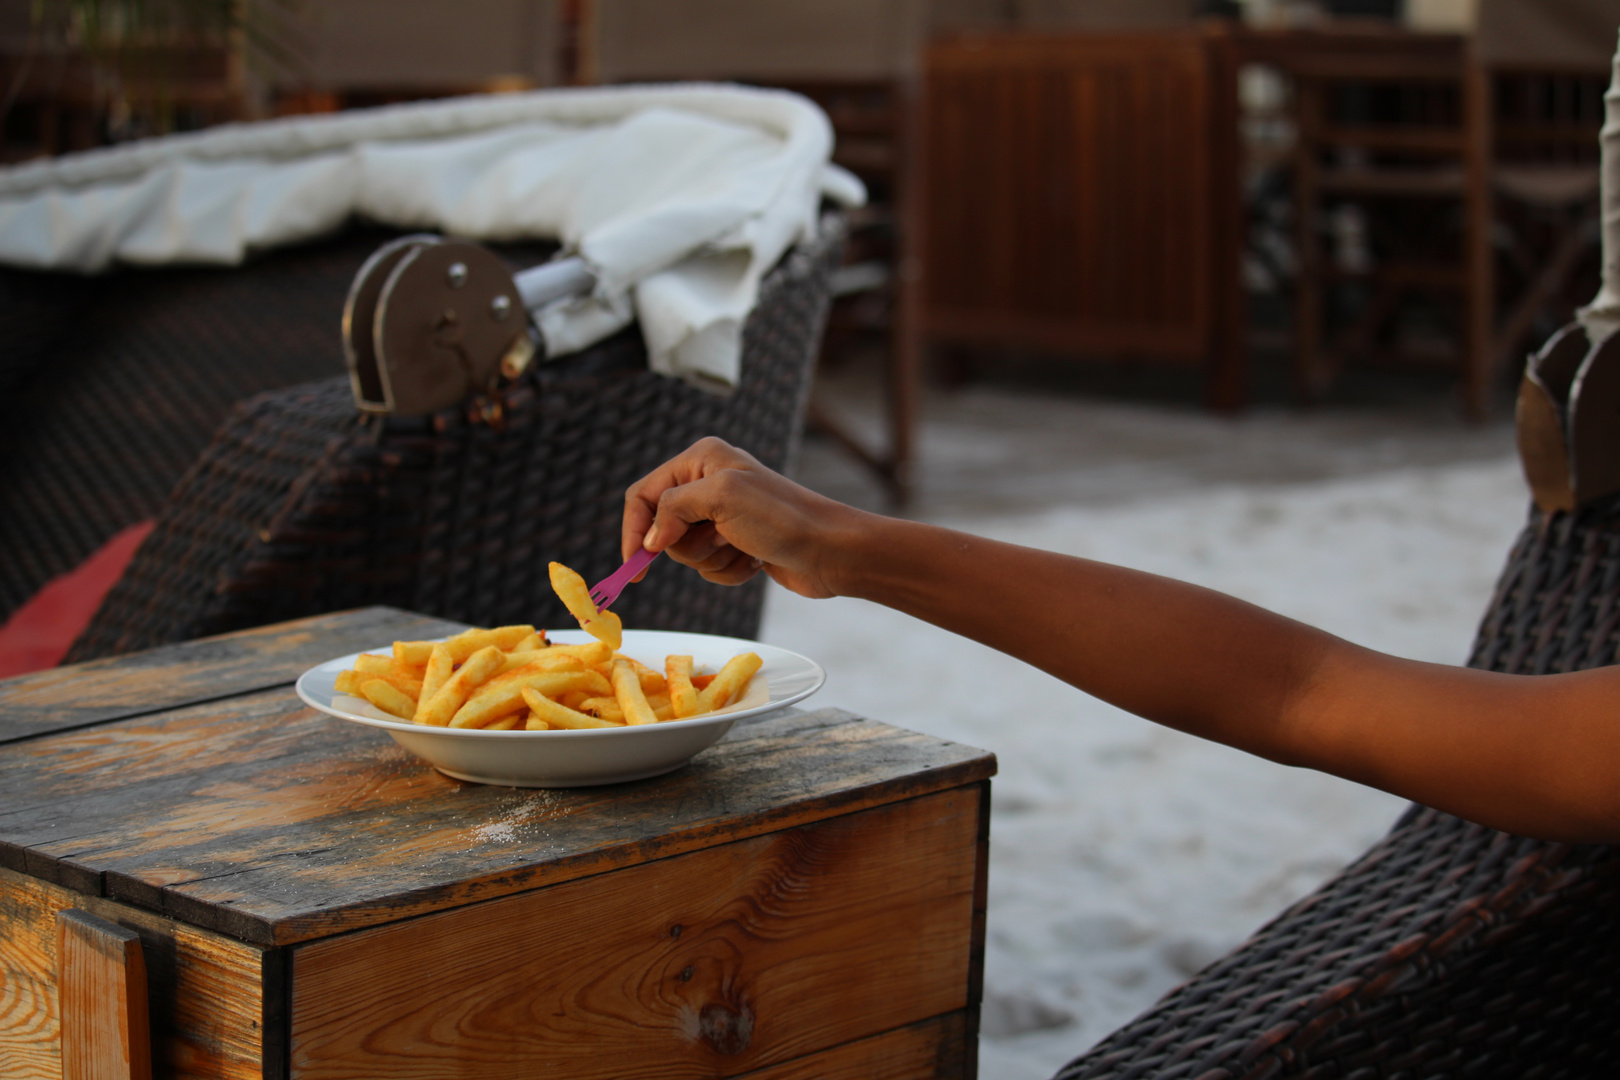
[{"xmin": 622, "ymin": 437, "xmax": 863, "ymax": 599}]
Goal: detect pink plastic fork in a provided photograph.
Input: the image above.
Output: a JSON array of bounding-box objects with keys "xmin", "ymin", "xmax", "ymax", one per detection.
[{"xmin": 589, "ymin": 548, "xmax": 659, "ymax": 612}]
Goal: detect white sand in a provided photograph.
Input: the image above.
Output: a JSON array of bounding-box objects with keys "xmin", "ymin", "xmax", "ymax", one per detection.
[{"xmin": 759, "ymin": 454, "xmax": 1530, "ymax": 1079}]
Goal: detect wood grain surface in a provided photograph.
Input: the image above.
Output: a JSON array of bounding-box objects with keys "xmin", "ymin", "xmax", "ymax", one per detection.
[
  {"xmin": 289, "ymin": 788, "xmax": 981, "ymax": 1080},
  {"xmin": 0, "ymin": 867, "xmax": 272, "ymax": 1080},
  {"xmin": 0, "ymin": 608, "xmax": 463, "ymax": 746},
  {"xmin": 732, "ymin": 1014, "xmax": 968, "ymax": 1080},
  {"xmin": 0, "ymin": 684, "xmax": 993, "ymax": 945},
  {"xmin": 2, "ymin": 609, "xmax": 995, "ymax": 1078},
  {"xmin": 56, "ymin": 909, "xmax": 152, "ymax": 1080}
]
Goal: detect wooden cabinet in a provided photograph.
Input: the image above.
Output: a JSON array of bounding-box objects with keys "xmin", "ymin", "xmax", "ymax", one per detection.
[
  {"xmin": 0, "ymin": 609, "xmax": 994, "ymax": 1079},
  {"xmin": 918, "ymin": 30, "xmax": 1245, "ymax": 408}
]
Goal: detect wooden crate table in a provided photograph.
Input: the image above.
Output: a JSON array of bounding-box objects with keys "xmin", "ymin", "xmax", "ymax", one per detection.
[{"xmin": 0, "ymin": 608, "xmax": 995, "ymax": 1080}]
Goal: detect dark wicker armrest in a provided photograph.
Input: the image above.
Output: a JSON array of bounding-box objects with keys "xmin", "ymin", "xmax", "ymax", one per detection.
[{"xmin": 1056, "ymin": 808, "xmax": 1618, "ymax": 1079}]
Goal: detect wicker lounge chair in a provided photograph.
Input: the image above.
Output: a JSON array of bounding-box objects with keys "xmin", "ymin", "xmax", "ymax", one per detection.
[
  {"xmin": 1054, "ymin": 378, "xmax": 1620, "ymax": 1077},
  {"xmin": 0, "ymin": 231, "xmax": 392, "ymax": 626},
  {"xmin": 65, "ymin": 217, "xmax": 842, "ymax": 662}
]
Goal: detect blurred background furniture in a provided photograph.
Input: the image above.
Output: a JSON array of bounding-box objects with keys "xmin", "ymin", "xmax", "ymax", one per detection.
[
  {"xmin": 592, "ymin": 0, "xmax": 955, "ymax": 503},
  {"xmin": 919, "ymin": 29, "xmax": 1246, "ymax": 412},
  {"xmin": 4, "ymin": 0, "xmax": 1614, "ymax": 526},
  {"xmin": 0, "ymin": 0, "xmax": 289, "ymax": 156},
  {"xmin": 1478, "ymin": 0, "xmax": 1613, "ymax": 376},
  {"xmin": 1244, "ymin": 28, "xmax": 1497, "ymax": 416},
  {"xmin": 66, "ymin": 218, "xmax": 841, "ymax": 661},
  {"xmin": 1488, "ymin": 66, "xmax": 1605, "ymax": 379},
  {"xmin": 1235, "ymin": 0, "xmax": 1613, "ymax": 419},
  {"xmin": 589, "ymin": 0, "xmax": 1205, "ymax": 501}
]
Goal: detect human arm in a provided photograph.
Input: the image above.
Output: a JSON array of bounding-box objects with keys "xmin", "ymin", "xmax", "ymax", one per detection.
[{"xmin": 623, "ymin": 438, "xmax": 1620, "ymax": 843}]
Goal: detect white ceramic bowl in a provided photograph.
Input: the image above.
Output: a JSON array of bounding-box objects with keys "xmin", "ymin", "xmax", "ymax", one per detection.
[{"xmin": 295, "ymin": 629, "xmax": 825, "ymax": 787}]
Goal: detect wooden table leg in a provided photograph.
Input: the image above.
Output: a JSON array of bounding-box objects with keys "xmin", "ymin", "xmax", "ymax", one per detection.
[{"xmin": 56, "ymin": 910, "xmax": 152, "ymax": 1080}]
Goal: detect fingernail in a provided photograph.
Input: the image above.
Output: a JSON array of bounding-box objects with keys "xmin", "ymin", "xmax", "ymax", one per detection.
[{"xmin": 643, "ymin": 528, "xmax": 659, "ymax": 550}]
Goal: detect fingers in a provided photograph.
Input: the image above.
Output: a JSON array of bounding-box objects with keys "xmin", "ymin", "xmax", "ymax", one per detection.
[
  {"xmin": 667, "ymin": 524, "xmax": 755, "ymax": 578},
  {"xmin": 621, "ymin": 437, "xmax": 754, "ymax": 561},
  {"xmin": 645, "ymin": 473, "xmax": 734, "ymax": 555},
  {"xmin": 668, "ymin": 522, "xmax": 726, "ymax": 565},
  {"xmin": 702, "ymin": 547, "xmax": 763, "ymax": 586},
  {"xmin": 620, "ymin": 437, "xmax": 813, "ymax": 590},
  {"xmin": 683, "ymin": 541, "xmax": 761, "ymax": 586}
]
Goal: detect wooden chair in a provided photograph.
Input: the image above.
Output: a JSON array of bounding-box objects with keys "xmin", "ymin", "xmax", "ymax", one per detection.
[
  {"xmin": 1261, "ymin": 25, "xmax": 1608, "ymax": 419},
  {"xmin": 770, "ymin": 79, "xmax": 919, "ymax": 504},
  {"xmin": 1258, "ymin": 29, "xmax": 1497, "ymax": 417},
  {"xmin": 1489, "ymin": 67, "xmax": 1606, "ymax": 375}
]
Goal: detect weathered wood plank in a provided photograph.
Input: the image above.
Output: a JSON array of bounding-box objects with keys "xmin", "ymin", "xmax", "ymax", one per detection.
[
  {"xmin": 0, "ymin": 685, "xmax": 994, "ymax": 945},
  {"xmin": 733, "ymin": 1014, "xmax": 968, "ymax": 1080},
  {"xmin": 0, "ymin": 607, "xmax": 462, "ymax": 746},
  {"xmin": 56, "ymin": 909, "xmax": 152, "ymax": 1080},
  {"xmin": 0, "ymin": 867, "xmax": 272, "ymax": 1080},
  {"xmin": 289, "ymin": 790, "xmax": 981, "ymax": 1080}
]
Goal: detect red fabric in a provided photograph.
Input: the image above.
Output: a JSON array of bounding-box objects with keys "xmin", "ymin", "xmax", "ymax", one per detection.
[{"xmin": 0, "ymin": 520, "xmax": 155, "ymax": 679}]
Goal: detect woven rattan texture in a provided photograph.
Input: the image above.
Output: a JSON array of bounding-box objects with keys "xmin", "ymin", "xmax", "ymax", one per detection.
[
  {"xmin": 68, "ymin": 218, "xmax": 842, "ymax": 661},
  {"xmin": 0, "ymin": 268, "xmax": 92, "ymax": 401},
  {"xmin": 0, "ymin": 231, "xmax": 393, "ymax": 624},
  {"xmin": 1055, "ymin": 499, "xmax": 1620, "ymax": 1080}
]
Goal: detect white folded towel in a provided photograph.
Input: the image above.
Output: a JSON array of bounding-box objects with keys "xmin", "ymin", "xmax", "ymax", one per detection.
[{"xmin": 0, "ymin": 84, "xmax": 865, "ymax": 391}]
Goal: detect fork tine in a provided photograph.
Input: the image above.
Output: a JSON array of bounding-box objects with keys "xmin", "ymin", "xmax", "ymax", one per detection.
[{"xmin": 588, "ymin": 548, "xmax": 659, "ymax": 613}]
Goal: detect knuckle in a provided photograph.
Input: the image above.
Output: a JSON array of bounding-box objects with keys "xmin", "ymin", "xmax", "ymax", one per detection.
[{"xmin": 709, "ymin": 468, "xmax": 745, "ymax": 498}]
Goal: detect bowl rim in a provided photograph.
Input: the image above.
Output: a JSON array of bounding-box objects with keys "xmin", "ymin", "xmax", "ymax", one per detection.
[{"xmin": 294, "ymin": 629, "xmax": 825, "ymax": 739}]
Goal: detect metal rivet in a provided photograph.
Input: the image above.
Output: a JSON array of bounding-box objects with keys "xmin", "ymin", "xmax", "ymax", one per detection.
[
  {"xmin": 446, "ymin": 262, "xmax": 469, "ymax": 288},
  {"xmin": 491, "ymin": 294, "xmax": 513, "ymax": 321}
]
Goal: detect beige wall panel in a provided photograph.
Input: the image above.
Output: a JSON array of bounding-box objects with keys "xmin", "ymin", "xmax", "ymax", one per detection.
[
  {"xmin": 930, "ymin": 0, "xmax": 1019, "ymax": 32},
  {"xmin": 1407, "ymin": 0, "xmax": 1479, "ymax": 31},
  {"xmin": 1476, "ymin": 0, "xmax": 1620, "ymax": 70},
  {"xmin": 291, "ymin": 0, "xmax": 559, "ymax": 89},
  {"xmin": 1012, "ymin": 0, "xmax": 1200, "ymax": 27},
  {"xmin": 595, "ymin": 0, "xmax": 933, "ymax": 81}
]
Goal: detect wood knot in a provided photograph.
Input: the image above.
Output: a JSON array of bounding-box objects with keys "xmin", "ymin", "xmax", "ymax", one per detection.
[{"xmin": 699, "ymin": 1001, "xmax": 754, "ymax": 1056}]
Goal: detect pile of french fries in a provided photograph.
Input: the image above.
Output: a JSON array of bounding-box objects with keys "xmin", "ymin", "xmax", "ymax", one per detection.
[
  {"xmin": 332, "ymin": 561, "xmax": 761, "ymax": 731},
  {"xmin": 333, "ymin": 625, "xmax": 763, "ymax": 731}
]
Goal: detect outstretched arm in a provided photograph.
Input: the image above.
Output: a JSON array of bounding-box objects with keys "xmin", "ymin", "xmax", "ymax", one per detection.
[{"xmin": 624, "ymin": 438, "xmax": 1620, "ymax": 844}]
